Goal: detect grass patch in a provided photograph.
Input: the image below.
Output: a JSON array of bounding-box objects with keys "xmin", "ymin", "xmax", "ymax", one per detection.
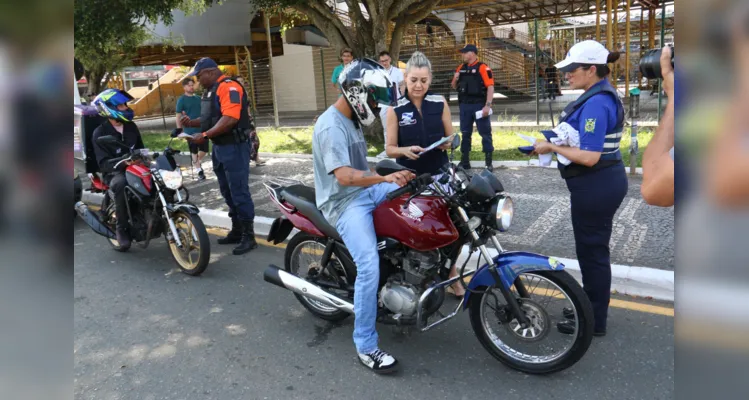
[{"xmin": 142, "ymin": 127, "xmax": 653, "ymax": 167}]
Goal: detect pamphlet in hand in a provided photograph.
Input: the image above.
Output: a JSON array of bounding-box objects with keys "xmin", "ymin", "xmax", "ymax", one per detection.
[
  {"xmin": 421, "ymin": 133, "xmax": 457, "ymax": 154},
  {"xmin": 177, "ymin": 132, "xmax": 193, "ymax": 139},
  {"xmin": 475, "ymin": 108, "xmax": 493, "ymax": 119}
]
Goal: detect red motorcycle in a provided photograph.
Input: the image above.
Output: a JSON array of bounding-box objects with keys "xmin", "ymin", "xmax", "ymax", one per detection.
[
  {"xmin": 76, "ymin": 135, "xmax": 210, "ymax": 275},
  {"xmin": 263, "ymin": 159, "xmax": 595, "ymax": 374}
]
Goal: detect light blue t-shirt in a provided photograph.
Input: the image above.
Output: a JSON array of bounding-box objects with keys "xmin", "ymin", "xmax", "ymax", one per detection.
[{"xmin": 312, "ymin": 106, "xmax": 369, "ymax": 226}]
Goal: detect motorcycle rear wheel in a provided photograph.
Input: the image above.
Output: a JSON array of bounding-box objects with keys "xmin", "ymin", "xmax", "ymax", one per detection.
[
  {"xmin": 168, "ymin": 211, "xmax": 210, "ymax": 276},
  {"xmin": 285, "ymin": 232, "xmax": 350, "ymax": 322},
  {"xmin": 468, "ymin": 270, "xmax": 594, "ymax": 374}
]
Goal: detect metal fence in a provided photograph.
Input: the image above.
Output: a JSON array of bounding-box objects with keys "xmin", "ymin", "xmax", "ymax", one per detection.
[{"xmin": 133, "ymin": 22, "xmax": 667, "ymax": 127}]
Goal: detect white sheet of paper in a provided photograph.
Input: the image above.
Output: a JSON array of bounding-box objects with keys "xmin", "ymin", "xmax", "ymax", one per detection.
[
  {"xmin": 177, "ymin": 132, "xmax": 193, "ymax": 139},
  {"xmin": 517, "ymin": 133, "xmax": 539, "ymax": 144},
  {"xmin": 422, "ymin": 133, "xmax": 456, "ymax": 153},
  {"xmin": 539, "ymin": 153, "xmax": 553, "ymax": 166},
  {"xmin": 475, "ymin": 108, "xmax": 493, "ymax": 119}
]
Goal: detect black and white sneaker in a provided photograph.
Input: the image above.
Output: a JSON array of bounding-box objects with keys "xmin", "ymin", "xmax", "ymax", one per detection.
[
  {"xmin": 357, "ymin": 349, "xmax": 399, "ymax": 374},
  {"xmin": 197, "ymin": 169, "xmax": 206, "ymax": 181}
]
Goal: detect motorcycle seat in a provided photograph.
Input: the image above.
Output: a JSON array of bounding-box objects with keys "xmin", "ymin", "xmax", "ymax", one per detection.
[{"xmin": 280, "ymin": 184, "xmax": 342, "ymax": 241}]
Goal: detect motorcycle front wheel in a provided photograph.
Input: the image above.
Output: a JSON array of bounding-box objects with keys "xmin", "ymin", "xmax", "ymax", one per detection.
[
  {"xmin": 468, "ymin": 270, "xmax": 594, "ymax": 374},
  {"xmin": 167, "ymin": 211, "xmax": 210, "ymax": 276}
]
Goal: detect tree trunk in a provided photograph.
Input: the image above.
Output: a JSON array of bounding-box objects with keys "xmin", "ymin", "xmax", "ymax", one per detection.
[{"xmin": 86, "ymin": 67, "xmax": 106, "ymax": 96}]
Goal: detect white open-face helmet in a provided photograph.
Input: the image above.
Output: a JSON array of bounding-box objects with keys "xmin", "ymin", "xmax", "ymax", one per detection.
[{"xmin": 338, "ymin": 58, "xmax": 397, "ymax": 127}]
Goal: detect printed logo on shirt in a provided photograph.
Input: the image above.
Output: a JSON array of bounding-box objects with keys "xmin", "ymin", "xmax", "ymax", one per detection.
[
  {"xmin": 585, "ymin": 118, "xmax": 596, "ymax": 133},
  {"xmin": 399, "ymin": 112, "xmax": 417, "ymax": 126}
]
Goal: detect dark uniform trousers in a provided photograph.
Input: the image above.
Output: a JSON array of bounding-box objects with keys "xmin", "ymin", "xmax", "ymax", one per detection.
[
  {"xmin": 459, "ymin": 102, "xmax": 494, "ymax": 155},
  {"xmin": 212, "ymin": 141, "xmax": 255, "ymax": 222},
  {"xmin": 565, "ymin": 163, "xmax": 627, "ymax": 331}
]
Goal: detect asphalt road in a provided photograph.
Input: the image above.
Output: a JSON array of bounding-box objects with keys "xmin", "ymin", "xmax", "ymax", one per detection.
[
  {"xmin": 176, "ymin": 157, "xmax": 674, "ymax": 270},
  {"xmin": 74, "ymin": 223, "xmax": 674, "ymax": 400}
]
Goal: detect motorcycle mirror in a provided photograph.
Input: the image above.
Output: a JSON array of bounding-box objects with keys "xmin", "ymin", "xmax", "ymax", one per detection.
[
  {"xmin": 375, "ymin": 159, "xmax": 414, "ymax": 176},
  {"xmin": 451, "ymin": 134, "xmax": 461, "ymax": 150}
]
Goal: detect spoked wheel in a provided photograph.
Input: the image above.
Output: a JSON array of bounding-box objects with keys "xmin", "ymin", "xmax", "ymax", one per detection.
[
  {"xmin": 468, "ymin": 270, "xmax": 594, "ymax": 374},
  {"xmin": 167, "ymin": 211, "xmax": 210, "ymax": 276},
  {"xmin": 284, "ymin": 232, "xmax": 350, "ymax": 322}
]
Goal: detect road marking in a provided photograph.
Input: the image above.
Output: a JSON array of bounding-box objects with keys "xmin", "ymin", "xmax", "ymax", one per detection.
[{"xmin": 203, "ymin": 227, "xmax": 674, "ymax": 317}]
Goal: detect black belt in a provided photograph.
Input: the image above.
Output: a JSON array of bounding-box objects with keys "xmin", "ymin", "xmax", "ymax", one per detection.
[
  {"xmin": 560, "ymin": 159, "xmax": 621, "ymax": 180},
  {"xmin": 211, "ymin": 132, "xmax": 248, "ymax": 146},
  {"xmin": 460, "ymin": 98, "xmax": 486, "ymax": 104}
]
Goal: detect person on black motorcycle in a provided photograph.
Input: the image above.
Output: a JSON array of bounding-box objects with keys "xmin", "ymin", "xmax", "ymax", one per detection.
[
  {"xmin": 91, "ymin": 89, "xmax": 144, "ymax": 250},
  {"xmin": 312, "ymin": 58, "xmax": 415, "ymax": 374}
]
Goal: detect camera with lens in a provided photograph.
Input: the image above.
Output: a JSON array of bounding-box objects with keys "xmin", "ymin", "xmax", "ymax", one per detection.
[{"xmin": 639, "ymin": 45, "xmax": 674, "ymax": 80}]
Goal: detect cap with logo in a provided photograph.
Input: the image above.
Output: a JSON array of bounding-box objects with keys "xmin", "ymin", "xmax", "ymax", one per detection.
[
  {"xmin": 459, "ymin": 44, "xmax": 478, "ymax": 54},
  {"xmin": 554, "ymin": 40, "xmax": 610, "ymax": 73},
  {"xmin": 185, "ymin": 57, "xmax": 219, "ymax": 77}
]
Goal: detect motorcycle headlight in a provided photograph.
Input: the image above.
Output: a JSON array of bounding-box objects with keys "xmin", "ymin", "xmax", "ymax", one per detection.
[
  {"xmin": 159, "ymin": 169, "xmax": 183, "ymax": 190},
  {"xmin": 491, "ymin": 196, "xmax": 514, "ymax": 232}
]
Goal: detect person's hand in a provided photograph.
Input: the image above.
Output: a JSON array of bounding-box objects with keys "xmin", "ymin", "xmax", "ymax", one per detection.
[
  {"xmin": 384, "ymin": 170, "xmax": 416, "ymax": 187},
  {"xmin": 179, "ymin": 111, "xmax": 193, "ymax": 128},
  {"xmin": 532, "ymin": 140, "xmax": 554, "ymax": 155},
  {"xmin": 438, "ymin": 140, "xmax": 452, "ymax": 151},
  {"xmin": 401, "ymin": 146, "xmax": 424, "ymax": 160},
  {"xmin": 482, "ymin": 105, "xmax": 491, "ymax": 118},
  {"xmin": 188, "ymin": 133, "xmax": 206, "ymax": 144},
  {"xmin": 660, "ymin": 46, "xmax": 674, "ymax": 100}
]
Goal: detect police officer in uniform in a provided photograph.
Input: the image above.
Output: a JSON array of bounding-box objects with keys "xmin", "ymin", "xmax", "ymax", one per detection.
[
  {"xmin": 451, "ymin": 44, "xmax": 495, "ymax": 170},
  {"xmin": 532, "ymin": 41, "xmax": 627, "ymax": 337},
  {"xmin": 181, "ymin": 58, "xmax": 257, "ymax": 255}
]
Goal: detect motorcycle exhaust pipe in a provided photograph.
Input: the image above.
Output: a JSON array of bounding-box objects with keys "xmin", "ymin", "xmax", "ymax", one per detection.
[
  {"xmin": 264, "ymin": 265, "xmax": 354, "ymax": 314},
  {"xmin": 75, "ymin": 201, "xmax": 116, "ymax": 239}
]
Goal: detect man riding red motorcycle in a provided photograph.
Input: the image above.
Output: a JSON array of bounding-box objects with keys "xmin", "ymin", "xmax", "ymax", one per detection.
[
  {"xmin": 264, "ymin": 59, "xmax": 596, "ymax": 376},
  {"xmin": 311, "ymin": 59, "xmax": 412, "ymax": 373},
  {"xmin": 91, "ymin": 89, "xmax": 144, "ymax": 249}
]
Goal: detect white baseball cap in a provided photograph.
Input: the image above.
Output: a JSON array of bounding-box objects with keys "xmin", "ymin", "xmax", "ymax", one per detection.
[{"xmin": 554, "ymin": 40, "xmax": 610, "ymax": 72}]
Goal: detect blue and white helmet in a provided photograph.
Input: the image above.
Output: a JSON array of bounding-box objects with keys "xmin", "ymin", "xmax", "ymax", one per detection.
[
  {"xmin": 92, "ymin": 88, "xmax": 135, "ymax": 122},
  {"xmin": 339, "ymin": 58, "xmax": 396, "ymax": 127}
]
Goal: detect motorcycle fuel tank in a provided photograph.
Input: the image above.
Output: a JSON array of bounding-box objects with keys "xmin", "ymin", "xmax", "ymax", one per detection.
[
  {"xmin": 125, "ymin": 164, "xmax": 152, "ymax": 197},
  {"xmin": 374, "ymin": 195, "xmax": 459, "ymax": 252}
]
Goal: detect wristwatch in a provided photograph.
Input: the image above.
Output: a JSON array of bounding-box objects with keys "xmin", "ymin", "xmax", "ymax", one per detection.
[
  {"xmin": 202, "ymin": 132, "xmax": 209, "ymax": 139},
  {"xmin": 485, "ymin": 102, "xmax": 492, "ymax": 107}
]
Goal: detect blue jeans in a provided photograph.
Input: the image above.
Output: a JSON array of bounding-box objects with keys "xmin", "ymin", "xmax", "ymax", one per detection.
[
  {"xmin": 335, "ymin": 182, "xmax": 399, "ymax": 354},
  {"xmin": 212, "ymin": 141, "xmax": 255, "ymax": 222},
  {"xmin": 459, "ymin": 102, "xmax": 494, "ymax": 155}
]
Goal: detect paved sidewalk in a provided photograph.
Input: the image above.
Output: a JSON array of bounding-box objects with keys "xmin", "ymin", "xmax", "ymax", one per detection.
[{"xmin": 159, "ymin": 156, "xmax": 674, "ymax": 271}]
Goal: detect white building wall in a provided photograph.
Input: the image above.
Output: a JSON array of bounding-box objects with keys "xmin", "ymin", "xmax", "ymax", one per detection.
[{"xmin": 272, "ymin": 44, "xmax": 318, "ymax": 112}]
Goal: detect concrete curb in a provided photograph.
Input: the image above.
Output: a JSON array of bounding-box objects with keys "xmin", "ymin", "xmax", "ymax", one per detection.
[{"xmin": 81, "ymin": 191, "xmax": 672, "ymax": 302}]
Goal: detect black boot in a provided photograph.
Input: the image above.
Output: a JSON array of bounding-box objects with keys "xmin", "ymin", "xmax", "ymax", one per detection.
[
  {"xmin": 233, "ymin": 220, "xmax": 258, "ymax": 255},
  {"xmin": 485, "ymin": 152, "xmax": 493, "ymax": 172},
  {"xmin": 218, "ymin": 218, "xmax": 242, "ymax": 245},
  {"xmin": 115, "ymin": 225, "xmax": 131, "ymax": 250},
  {"xmin": 459, "ymin": 153, "xmax": 472, "ymax": 170}
]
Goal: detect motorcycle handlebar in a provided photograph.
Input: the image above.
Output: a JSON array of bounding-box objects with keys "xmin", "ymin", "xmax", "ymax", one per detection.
[{"xmin": 385, "ymin": 173, "xmax": 433, "ymax": 201}]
